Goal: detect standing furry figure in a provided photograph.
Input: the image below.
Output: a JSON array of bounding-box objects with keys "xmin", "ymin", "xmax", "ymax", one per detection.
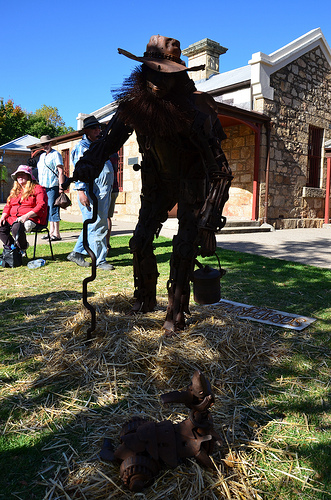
[{"xmin": 73, "ymin": 36, "xmax": 232, "ymax": 334}]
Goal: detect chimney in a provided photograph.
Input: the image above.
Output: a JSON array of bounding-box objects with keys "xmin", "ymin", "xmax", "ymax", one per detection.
[
  {"xmin": 182, "ymin": 38, "xmax": 227, "ymax": 82},
  {"xmin": 76, "ymin": 112, "xmax": 88, "ymax": 131}
]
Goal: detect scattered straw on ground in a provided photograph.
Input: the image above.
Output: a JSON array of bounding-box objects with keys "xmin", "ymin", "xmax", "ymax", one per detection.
[{"xmin": 2, "ymin": 294, "xmax": 325, "ymax": 498}]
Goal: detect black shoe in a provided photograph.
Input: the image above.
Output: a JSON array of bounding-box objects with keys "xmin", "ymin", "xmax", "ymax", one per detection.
[
  {"xmin": 67, "ymin": 251, "xmax": 90, "ymax": 267},
  {"xmin": 41, "ymin": 234, "xmax": 50, "ymax": 240}
]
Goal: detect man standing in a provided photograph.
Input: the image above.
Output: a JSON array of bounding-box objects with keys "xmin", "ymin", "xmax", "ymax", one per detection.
[
  {"xmin": 37, "ymin": 135, "xmax": 64, "ymax": 241},
  {"xmin": 67, "ymin": 115, "xmax": 115, "ymax": 270}
]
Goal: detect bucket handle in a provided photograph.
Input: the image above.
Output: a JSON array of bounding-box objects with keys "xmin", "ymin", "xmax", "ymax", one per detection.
[{"xmin": 195, "ymin": 252, "xmax": 223, "ymax": 273}]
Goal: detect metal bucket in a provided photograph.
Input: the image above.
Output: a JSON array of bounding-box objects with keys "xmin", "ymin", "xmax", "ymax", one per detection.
[{"xmin": 192, "ymin": 257, "xmax": 225, "ymax": 305}]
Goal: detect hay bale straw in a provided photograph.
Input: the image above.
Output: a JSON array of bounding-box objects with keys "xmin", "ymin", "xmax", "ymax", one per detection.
[{"xmin": 6, "ymin": 294, "xmax": 283, "ymax": 499}]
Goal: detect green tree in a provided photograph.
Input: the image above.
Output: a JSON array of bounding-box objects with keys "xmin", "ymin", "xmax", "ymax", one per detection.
[
  {"xmin": 0, "ymin": 99, "xmax": 74, "ymax": 145},
  {"xmin": 0, "ymin": 99, "xmax": 28, "ymax": 144},
  {"xmin": 25, "ymin": 115, "xmax": 58, "ymax": 139},
  {"xmin": 27, "ymin": 104, "xmax": 74, "ymax": 138},
  {"xmin": 34, "ymin": 105, "xmax": 65, "ymax": 128}
]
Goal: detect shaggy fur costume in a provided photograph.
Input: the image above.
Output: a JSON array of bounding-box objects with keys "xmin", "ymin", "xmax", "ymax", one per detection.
[
  {"xmin": 73, "ymin": 64, "xmax": 232, "ymax": 334},
  {"xmin": 114, "ymin": 66, "xmax": 197, "ymax": 138}
]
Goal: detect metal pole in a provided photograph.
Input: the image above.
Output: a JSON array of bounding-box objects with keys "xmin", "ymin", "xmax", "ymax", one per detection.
[
  {"xmin": 0, "ymin": 148, "xmax": 5, "ymax": 203},
  {"xmin": 252, "ymin": 124, "xmax": 261, "ymax": 221},
  {"xmin": 324, "ymin": 156, "xmax": 331, "ymax": 224},
  {"xmin": 82, "ymin": 179, "xmax": 98, "ymax": 342},
  {"xmin": 263, "ymin": 123, "xmax": 271, "ymax": 224},
  {"xmin": 0, "ymin": 163, "xmax": 2, "ymax": 202}
]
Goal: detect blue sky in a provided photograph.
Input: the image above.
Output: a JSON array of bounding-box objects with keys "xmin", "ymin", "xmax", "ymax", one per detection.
[{"xmin": 2, "ymin": 0, "xmax": 331, "ymax": 130}]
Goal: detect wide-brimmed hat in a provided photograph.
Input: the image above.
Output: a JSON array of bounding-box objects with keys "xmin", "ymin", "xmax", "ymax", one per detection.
[
  {"xmin": 11, "ymin": 165, "xmax": 37, "ymax": 182},
  {"xmin": 39, "ymin": 135, "xmax": 53, "ymax": 145},
  {"xmin": 82, "ymin": 115, "xmax": 101, "ymax": 129},
  {"xmin": 118, "ymin": 35, "xmax": 205, "ymax": 73}
]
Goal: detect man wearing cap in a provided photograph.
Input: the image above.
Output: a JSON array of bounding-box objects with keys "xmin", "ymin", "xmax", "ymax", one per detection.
[
  {"xmin": 37, "ymin": 135, "xmax": 65, "ymax": 241},
  {"xmin": 67, "ymin": 115, "xmax": 115, "ymax": 270}
]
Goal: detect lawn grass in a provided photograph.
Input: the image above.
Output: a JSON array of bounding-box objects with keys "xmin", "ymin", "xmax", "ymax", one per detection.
[
  {"xmin": 59, "ymin": 218, "xmax": 83, "ymax": 232},
  {"xmin": 0, "ymin": 234, "xmax": 331, "ymax": 499}
]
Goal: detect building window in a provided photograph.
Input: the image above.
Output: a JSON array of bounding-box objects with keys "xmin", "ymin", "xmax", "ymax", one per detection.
[
  {"xmin": 61, "ymin": 149, "xmax": 70, "ymax": 192},
  {"xmin": 61, "ymin": 149, "xmax": 70, "ymax": 178},
  {"xmin": 307, "ymin": 125, "xmax": 323, "ymax": 188}
]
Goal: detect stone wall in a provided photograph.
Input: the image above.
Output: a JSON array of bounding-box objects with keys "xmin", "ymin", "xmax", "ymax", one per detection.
[
  {"xmin": 260, "ymin": 47, "xmax": 331, "ymax": 228},
  {"xmin": 222, "ymin": 124, "xmax": 255, "ymax": 218},
  {"xmin": 115, "ymin": 132, "xmax": 141, "ymax": 222},
  {"xmin": 54, "ymin": 134, "xmax": 142, "ymax": 222},
  {"xmin": 115, "ymin": 124, "xmax": 258, "ymax": 222}
]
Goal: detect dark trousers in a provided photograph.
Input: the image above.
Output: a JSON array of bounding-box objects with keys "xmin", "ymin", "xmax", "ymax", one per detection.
[{"xmin": 0, "ymin": 221, "xmax": 28, "ymax": 250}]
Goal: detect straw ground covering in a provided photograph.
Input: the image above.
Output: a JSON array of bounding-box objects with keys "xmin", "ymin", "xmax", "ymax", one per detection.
[{"xmin": 1, "ymin": 232, "xmax": 331, "ymax": 499}]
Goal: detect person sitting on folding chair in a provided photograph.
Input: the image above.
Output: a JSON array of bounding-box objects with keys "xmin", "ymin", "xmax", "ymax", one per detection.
[{"xmin": 0, "ymin": 165, "xmax": 48, "ymax": 256}]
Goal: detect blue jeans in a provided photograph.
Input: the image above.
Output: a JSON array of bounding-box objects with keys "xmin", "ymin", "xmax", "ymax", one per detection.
[
  {"xmin": 73, "ymin": 189, "xmax": 111, "ymax": 266},
  {"xmin": 46, "ymin": 186, "xmax": 60, "ymax": 222}
]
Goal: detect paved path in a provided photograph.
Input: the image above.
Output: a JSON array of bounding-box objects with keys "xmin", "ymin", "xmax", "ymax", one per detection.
[
  {"xmin": 161, "ymin": 219, "xmax": 331, "ymax": 269},
  {"xmin": 215, "ymin": 227, "xmax": 331, "ymax": 268}
]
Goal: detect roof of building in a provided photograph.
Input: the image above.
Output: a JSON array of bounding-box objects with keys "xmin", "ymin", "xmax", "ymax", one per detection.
[
  {"xmin": 28, "ymin": 130, "xmax": 82, "ymax": 149},
  {"xmin": 196, "ymin": 65, "xmax": 251, "ymax": 93},
  {"xmin": 196, "ymin": 27, "xmax": 331, "ymax": 100},
  {"xmin": 0, "ymin": 134, "xmax": 40, "ymax": 152}
]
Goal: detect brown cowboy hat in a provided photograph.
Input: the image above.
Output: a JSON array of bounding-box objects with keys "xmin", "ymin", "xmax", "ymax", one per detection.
[
  {"xmin": 82, "ymin": 115, "xmax": 101, "ymax": 129},
  {"xmin": 118, "ymin": 35, "xmax": 205, "ymax": 73}
]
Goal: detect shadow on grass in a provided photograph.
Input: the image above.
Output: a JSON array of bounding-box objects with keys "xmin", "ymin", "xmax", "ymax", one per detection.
[
  {"xmin": 210, "ymin": 248, "xmax": 331, "ymax": 317},
  {"xmin": 1, "ymin": 320, "xmax": 331, "ymax": 498},
  {"xmin": 1, "ymin": 240, "xmax": 331, "ymax": 498},
  {"xmin": 52, "ymin": 248, "xmax": 134, "ymax": 268},
  {"xmin": 42, "ymin": 238, "xmax": 174, "ymax": 269},
  {"xmin": 0, "ymin": 288, "xmax": 96, "ymax": 498},
  {"xmin": 0, "ymin": 290, "xmax": 81, "ymax": 360}
]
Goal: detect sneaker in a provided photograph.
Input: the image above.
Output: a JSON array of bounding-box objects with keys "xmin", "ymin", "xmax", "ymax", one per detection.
[
  {"xmin": 67, "ymin": 251, "xmax": 90, "ymax": 267},
  {"xmin": 97, "ymin": 262, "xmax": 115, "ymax": 270}
]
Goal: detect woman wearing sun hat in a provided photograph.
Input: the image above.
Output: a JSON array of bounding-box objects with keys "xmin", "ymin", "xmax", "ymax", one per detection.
[{"xmin": 0, "ymin": 165, "xmax": 48, "ymax": 254}]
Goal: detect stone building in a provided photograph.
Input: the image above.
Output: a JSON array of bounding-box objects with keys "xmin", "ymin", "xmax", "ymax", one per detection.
[
  {"xmin": 29, "ymin": 28, "xmax": 331, "ymax": 228},
  {"xmin": 195, "ymin": 28, "xmax": 331, "ymax": 228}
]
